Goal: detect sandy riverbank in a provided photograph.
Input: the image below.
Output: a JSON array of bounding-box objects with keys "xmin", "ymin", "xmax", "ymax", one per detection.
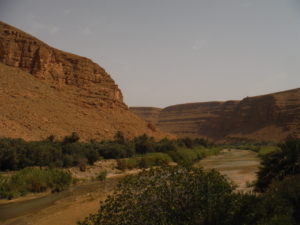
[{"xmin": 1, "ymin": 149, "xmax": 260, "ymax": 225}]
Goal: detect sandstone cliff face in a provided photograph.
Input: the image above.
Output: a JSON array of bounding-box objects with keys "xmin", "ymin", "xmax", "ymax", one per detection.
[
  {"xmin": 0, "ymin": 21, "xmax": 172, "ymax": 141},
  {"xmin": 130, "ymin": 88, "xmax": 300, "ymax": 142},
  {"xmin": 0, "ymin": 21, "xmax": 124, "ymax": 108}
]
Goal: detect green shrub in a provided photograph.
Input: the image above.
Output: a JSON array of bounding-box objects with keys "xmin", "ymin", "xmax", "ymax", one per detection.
[
  {"xmin": 79, "ymin": 166, "xmax": 292, "ymax": 225},
  {"xmin": 0, "ymin": 168, "xmax": 72, "ymax": 199},
  {"xmin": 262, "ymin": 175, "xmax": 300, "ymax": 224},
  {"xmin": 153, "ymin": 138, "xmax": 177, "ymax": 152},
  {"xmin": 257, "ymin": 145, "xmax": 280, "ymax": 157},
  {"xmin": 79, "ymin": 167, "xmax": 238, "ymax": 225},
  {"xmin": 167, "ymin": 148, "xmax": 198, "ymax": 166},
  {"xmin": 134, "ymin": 134, "xmax": 155, "ymax": 154},
  {"xmin": 97, "ymin": 170, "xmax": 107, "ymax": 181},
  {"xmin": 116, "ymin": 153, "xmax": 172, "ymax": 170},
  {"xmin": 255, "ymin": 138, "xmax": 300, "ymax": 192},
  {"xmin": 138, "ymin": 153, "xmax": 172, "ymax": 168},
  {"xmin": 116, "ymin": 159, "xmax": 127, "ymax": 171}
]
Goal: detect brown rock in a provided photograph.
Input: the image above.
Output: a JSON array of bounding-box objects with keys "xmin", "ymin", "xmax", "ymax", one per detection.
[
  {"xmin": 130, "ymin": 88, "xmax": 300, "ymax": 142},
  {"xmin": 0, "ymin": 21, "xmax": 124, "ymax": 109},
  {"xmin": 0, "ymin": 21, "xmax": 173, "ymax": 141}
]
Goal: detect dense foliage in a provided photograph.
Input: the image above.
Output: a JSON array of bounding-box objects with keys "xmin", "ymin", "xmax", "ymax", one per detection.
[
  {"xmin": 0, "ymin": 167, "xmax": 72, "ymax": 199},
  {"xmin": 223, "ymin": 143, "xmax": 279, "ymax": 157},
  {"xmin": 79, "ymin": 166, "xmax": 298, "ymax": 225},
  {"xmin": 0, "ymin": 133, "xmax": 214, "ymax": 171},
  {"xmin": 255, "ymin": 138, "xmax": 300, "ymax": 192}
]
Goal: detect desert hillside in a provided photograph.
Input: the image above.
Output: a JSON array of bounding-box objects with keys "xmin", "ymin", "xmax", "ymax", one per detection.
[
  {"xmin": 130, "ymin": 88, "xmax": 300, "ymax": 142},
  {"xmin": 0, "ymin": 21, "xmax": 171, "ymax": 140}
]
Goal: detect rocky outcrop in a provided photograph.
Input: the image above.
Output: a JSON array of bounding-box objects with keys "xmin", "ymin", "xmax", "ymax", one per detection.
[
  {"xmin": 0, "ymin": 21, "xmax": 172, "ymax": 141},
  {"xmin": 0, "ymin": 21, "xmax": 124, "ymax": 108},
  {"xmin": 130, "ymin": 88, "xmax": 300, "ymax": 142}
]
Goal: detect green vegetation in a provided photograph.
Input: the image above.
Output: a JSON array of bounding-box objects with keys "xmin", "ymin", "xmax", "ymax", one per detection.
[
  {"xmin": 224, "ymin": 143, "xmax": 279, "ymax": 157},
  {"xmin": 115, "ymin": 140, "xmax": 220, "ymax": 170},
  {"xmin": 96, "ymin": 170, "xmax": 107, "ymax": 181},
  {"xmin": 78, "ymin": 166, "xmax": 298, "ymax": 225},
  {"xmin": 0, "ymin": 133, "xmax": 215, "ymax": 171},
  {"xmin": 78, "ymin": 138, "xmax": 300, "ymax": 225},
  {"xmin": 0, "ymin": 168, "xmax": 72, "ymax": 199},
  {"xmin": 0, "ymin": 133, "xmax": 218, "ymax": 199},
  {"xmin": 117, "ymin": 152, "xmax": 173, "ymax": 170},
  {"xmin": 255, "ymin": 138, "xmax": 300, "ymax": 192},
  {"xmin": 256, "ymin": 145, "xmax": 280, "ymax": 157}
]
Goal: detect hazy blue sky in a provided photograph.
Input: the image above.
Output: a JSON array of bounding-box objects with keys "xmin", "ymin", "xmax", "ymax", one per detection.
[{"xmin": 1, "ymin": 0, "xmax": 300, "ymax": 107}]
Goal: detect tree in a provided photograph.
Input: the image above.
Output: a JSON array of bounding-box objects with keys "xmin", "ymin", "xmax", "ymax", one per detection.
[
  {"xmin": 63, "ymin": 132, "xmax": 80, "ymax": 144},
  {"xmin": 134, "ymin": 134, "xmax": 154, "ymax": 154},
  {"xmin": 255, "ymin": 138, "xmax": 300, "ymax": 192},
  {"xmin": 114, "ymin": 131, "xmax": 125, "ymax": 144},
  {"xmin": 79, "ymin": 166, "xmax": 247, "ymax": 225}
]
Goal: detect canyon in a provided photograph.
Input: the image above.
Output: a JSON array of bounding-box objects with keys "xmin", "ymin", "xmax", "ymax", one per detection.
[{"xmin": 131, "ymin": 88, "xmax": 300, "ymax": 142}]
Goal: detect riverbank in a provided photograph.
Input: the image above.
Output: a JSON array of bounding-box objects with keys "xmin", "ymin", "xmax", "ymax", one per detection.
[
  {"xmin": 0, "ymin": 149, "xmax": 260, "ymax": 225},
  {"xmin": 197, "ymin": 149, "xmax": 260, "ymax": 191}
]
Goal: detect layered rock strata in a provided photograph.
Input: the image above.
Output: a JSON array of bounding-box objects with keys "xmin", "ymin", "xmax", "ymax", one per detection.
[{"xmin": 130, "ymin": 88, "xmax": 300, "ymax": 142}]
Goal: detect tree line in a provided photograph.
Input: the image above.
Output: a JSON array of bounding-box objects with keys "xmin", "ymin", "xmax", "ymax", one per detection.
[{"xmin": 0, "ymin": 132, "xmax": 212, "ymax": 171}]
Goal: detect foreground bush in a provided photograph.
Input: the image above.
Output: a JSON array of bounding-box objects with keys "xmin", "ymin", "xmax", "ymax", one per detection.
[
  {"xmin": 79, "ymin": 166, "xmax": 295, "ymax": 225},
  {"xmin": 79, "ymin": 166, "xmax": 234, "ymax": 225},
  {"xmin": 78, "ymin": 167, "xmax": 299, "ymax": 225},
  {"xmin": 0, "ymin": 168, "xmax": 72, "ymax": 199},
  {"xmin": 261, "ymin": 175, "xmax": 300, "ymax": 224}
]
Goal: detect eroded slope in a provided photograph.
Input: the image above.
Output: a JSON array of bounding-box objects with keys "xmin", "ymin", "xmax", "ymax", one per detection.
[{"xmin": 131, "ymin": 88, "xmax": 300, "ymax": 142}]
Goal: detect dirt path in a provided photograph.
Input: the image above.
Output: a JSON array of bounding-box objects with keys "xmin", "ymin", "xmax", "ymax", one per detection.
[{"xmin": 197, "ymin": 149, "xmax": 260, "ymax": 191}]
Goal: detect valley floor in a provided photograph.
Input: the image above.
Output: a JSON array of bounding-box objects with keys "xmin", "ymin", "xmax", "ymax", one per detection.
[
  {"xmin": 0, "ymin": 149, "xmax": 260, "ymax": 225},
  {"xmin": 197, "ymin": 149, "xmax": 260, "ymax": 191}
]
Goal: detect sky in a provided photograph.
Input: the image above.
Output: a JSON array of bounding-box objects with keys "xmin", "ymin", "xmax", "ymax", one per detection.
[{"xmin": 0, "ymin": 0, "xmax": 300, "ymax": 107}]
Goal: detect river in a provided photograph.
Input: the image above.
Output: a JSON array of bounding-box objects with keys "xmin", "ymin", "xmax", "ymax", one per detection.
[{"xmin": 0, "ymin": 149, "xmax": 260, "ymax": 225}]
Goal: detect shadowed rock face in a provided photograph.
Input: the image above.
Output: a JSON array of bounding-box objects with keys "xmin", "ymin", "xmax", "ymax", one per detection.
[
  {"xmin": 130, "ymin": 88, "xmax": 300, "ymax": 142},
  {"xmin": 0, "ymin": 21, "xmax": 172, "ymax": 141}
]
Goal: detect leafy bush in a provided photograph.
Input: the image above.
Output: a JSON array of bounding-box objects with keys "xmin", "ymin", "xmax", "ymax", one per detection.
[
  {"xmin": 153, "ymin": 138, "xmax": 177, "ymax": 152},
  {"xmin": 116, "ymin": 159, "xmax": 127, "ymax": 171},
  {"xmin": 79, "ymin": 167, "xmax": 238, "ymax": 225},
  {"xmin": 0, "ymin": 168, "xmax": 72, "ymax": 199},
  {"xmin": 79, "ymin": 166, "xmax": 295, "ymax": 225},
  {"xmin": 116, "ymin": 153, "xmax": 172, "ymax": 170},
  {"xmin": 257, "ymin": 145, "xmax": 280, "ymax": 157},
  {"xmin": 167, "ymin": 148, "xmax": 199, "ymax": 166},
  {"xmin": 260, "ymin": 175, "xmax": 300, "ymax": 224},
  {"xmin": 97, "ymin": 170, "xmax": 107, "ymax": 181},
  {"xmin": 134, "ymin": 134, "xmax": 155, "ymax": 154},
  {"xmin": 255, "ymin": 138, "xmax": 300, "ymax": 192},
  {"xmin": 97, "ymin": 143, "xmax": 135, "ymax": 159}
]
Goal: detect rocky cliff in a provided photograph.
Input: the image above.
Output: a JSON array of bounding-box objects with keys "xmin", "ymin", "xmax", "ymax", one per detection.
[
  {"xmin": 130, "ymin": 88, "xmax": 300, "ymax": 142},
  {"xmin": 0, "ymin": 21, "xmax": 124, "ymax": 109},
  {"xmin": 0, "ymin": 21, "xmax": 172, "ymax": 140}
]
